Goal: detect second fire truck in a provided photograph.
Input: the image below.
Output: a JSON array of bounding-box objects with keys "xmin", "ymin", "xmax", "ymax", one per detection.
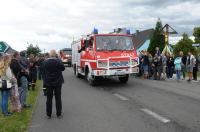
[{"xmin": 72, "ymin": 29, "xmax": 139, "ymax": 86}]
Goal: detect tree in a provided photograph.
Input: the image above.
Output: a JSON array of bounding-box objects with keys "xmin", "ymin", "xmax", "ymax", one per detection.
[
  {"xmin": 26, "ymin": 44, "xmax": 41, "ymax": 57},
  {"xmin": 147, "ymin": 18, "xmax": 165, "ymax": 55},
  {"xmin": 173, "ymin": 33, "xmax": 197, "ymax": 57},
  {"xmin": 193, "ymin": 27, "xmax": 200, "ymax": 43}
]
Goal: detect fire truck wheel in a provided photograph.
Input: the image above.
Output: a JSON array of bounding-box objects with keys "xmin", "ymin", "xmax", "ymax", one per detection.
[
  {"xmin": 118, "ymin": 75, "xmax": 129, "ymax": 83},
  {"xmin": 74, "ymin": 65, "xmax": 81, "ymax": 78},
  {"xmin": 85, "ymin": 68, "xmax": 96, "ymax": 86}
]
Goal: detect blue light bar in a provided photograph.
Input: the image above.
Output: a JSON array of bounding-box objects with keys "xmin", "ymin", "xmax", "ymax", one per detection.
[{"xmin": 93, "ymin": 28, "xmax": 98, "ymax": 34}]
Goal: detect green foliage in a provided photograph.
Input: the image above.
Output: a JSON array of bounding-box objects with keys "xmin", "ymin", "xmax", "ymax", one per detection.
[
  {"xmin": 0, "ymin": 81, "xmax": 42, "ymax": 132},
  {"xmin": 26, "ymin": 44, "xmax": 41, "ymax": 57},
  {"xmin": 148, "ymin": 18, "xmax": 165, "ymax": 55},
  {"xmin": 173, "ymin": 33, "xmax": 197, "ymax": 57},
  {"xmin": 198, "ymin": 48, "xmax": 200, "ymax": 56},
  {"xmin": 193, "ymin": 27, "xmax": 200, "ymax": 43}
]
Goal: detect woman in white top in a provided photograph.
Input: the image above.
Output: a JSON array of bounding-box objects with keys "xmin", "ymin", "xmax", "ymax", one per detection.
[
  {"xmin": 4, "ymin": 54, "xmax": 22, "ymax": 113},
  {"xmin": 0, "ymin": 53, "xmax": 12, "ymax": 116}
]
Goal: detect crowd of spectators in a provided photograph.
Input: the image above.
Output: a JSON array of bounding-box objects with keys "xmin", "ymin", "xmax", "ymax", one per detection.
[
  {"xmin": 138, "ymin": 47, "xmax": 199, "ymax": 82},
  {"xmin": 0, "ymin": 52, "xmax": 46, "ymax": 116}
]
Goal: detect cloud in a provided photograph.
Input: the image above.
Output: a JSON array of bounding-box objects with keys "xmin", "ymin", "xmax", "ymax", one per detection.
[{"xmin": 0, "ymin": 0, "xmax": 199, "ymax": 52}]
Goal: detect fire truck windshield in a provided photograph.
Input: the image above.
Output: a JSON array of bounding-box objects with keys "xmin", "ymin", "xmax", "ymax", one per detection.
[
  {"xmin": 96, "ymin": 36, "xmax": 134, "ymax": 51},
  {"xmin": 62, "ymin": 50, "xmax": 72, "ymax": 55}
]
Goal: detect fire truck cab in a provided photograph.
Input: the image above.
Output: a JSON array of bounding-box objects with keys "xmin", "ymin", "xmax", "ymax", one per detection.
[
  {"xmin": 59, "ymin": 48, "xmax": 72, "ymax": 66},
  {"xmin": 72, "ymin": 31, "xmax": 139, "ymax": 86}
]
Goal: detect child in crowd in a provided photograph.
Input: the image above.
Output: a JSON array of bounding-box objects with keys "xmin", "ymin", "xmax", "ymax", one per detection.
[{"xmin": 174, "ymin": 55, "xmax": 182, "ymax": 82}]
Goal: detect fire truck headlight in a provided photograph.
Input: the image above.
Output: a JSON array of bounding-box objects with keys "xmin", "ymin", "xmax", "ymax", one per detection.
[
  {"xmin": 65, "ymin": 54, "xmax": 71, "ymax": 57},
  {"xmin": 131, "ymin": 58, "xmax": 139, "ymax": 66},
  {"xmin": 98, "ymin": 61, "xmax": 108, "ymax": 68},
  {"xmin": 97, "ymin": 70, "xmax": 107, "ymax": 75}
]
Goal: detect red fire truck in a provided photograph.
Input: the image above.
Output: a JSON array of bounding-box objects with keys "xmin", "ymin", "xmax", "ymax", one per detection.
[
  {"xmin": 59, "ymin": 48, "xmax": 72, "ymax": 66},
  {"xmin": 72, "ymin": 30, "xmax": 139, "ymax": 86}
]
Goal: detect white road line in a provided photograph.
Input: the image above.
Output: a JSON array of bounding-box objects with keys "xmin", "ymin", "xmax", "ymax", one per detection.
[
  {"xmin": 141, "ymin": 108, "xmax": 170, "ymax": 123},
  {"xmin": 113, "ymin": 93, "xmax": 129, "ymax": 101}
]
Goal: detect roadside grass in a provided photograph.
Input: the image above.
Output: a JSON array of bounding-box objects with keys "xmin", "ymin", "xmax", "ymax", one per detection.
[
  {"xmin": 198, "ymin": 71, "xmax": 200, "ymax": 77},
  {"xmin": 0, "ymin": 81, "xmax": 42, "ymax": 132}
]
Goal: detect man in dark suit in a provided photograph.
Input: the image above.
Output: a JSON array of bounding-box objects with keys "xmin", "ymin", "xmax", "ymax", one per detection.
[{"xmin": 41, "ymin": 50, "xmax": 65, "ymax": 119}]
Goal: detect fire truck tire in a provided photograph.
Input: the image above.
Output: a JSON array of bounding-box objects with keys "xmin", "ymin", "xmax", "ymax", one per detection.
[
  {"xmin": 74, "ymin": 65, "xmax": 81, "ymax": 78},
  {"xmin": 118, "ymin": 75, "xmax": 129, "ymax": 83},
  {"xmin": 85, "ymin": 68, "xmax": 96, "ymax": 86}
]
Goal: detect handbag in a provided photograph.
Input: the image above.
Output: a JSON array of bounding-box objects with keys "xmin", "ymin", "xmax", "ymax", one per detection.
[{"xmin": 0, "ymin": 79, "xmax": 12, "ymax": 90}]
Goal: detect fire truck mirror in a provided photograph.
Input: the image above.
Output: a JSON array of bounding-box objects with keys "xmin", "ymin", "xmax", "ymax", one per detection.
[
  {"xmin": 81, "ymin": 39, "xmax": 84, "ymax": 46},
  {"xmin": 78, "ymin": 46, "xmax": 80, "ymax": 51},
  {"xmin": 78, "ymin": 40, "xmax": 86, "ymax": 53},
  {"xmin": 85, "ymin": 40, "xmax": 90, "ymax": 48}
]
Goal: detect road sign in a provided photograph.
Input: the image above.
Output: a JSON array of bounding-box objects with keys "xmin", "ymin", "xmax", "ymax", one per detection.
[
  {"xmin": 192, "ymin": 43, "xmax": 200, "ymax": 47},
  {"xmin": 0, "ymin": 41, "xmax": 9, "ymax": 53}
]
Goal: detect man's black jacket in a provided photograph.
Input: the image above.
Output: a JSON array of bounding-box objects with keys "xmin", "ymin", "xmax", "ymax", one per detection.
[
  {"xmin": 10, "ymin": 58, "xmax": 22, "ymax": 78},
  {"xmin": 41, "ymin": 58, "xmax": 65, "ymax": 87}
]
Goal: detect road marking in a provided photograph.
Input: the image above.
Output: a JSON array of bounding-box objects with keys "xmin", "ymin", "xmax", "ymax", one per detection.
[
  {"xmin": 113, "ymin": 93, "xmax": 129, "ymax": 101},
  {"xmin": 141, "ymin": 108, "xmax": 170, "ymax": 123}
]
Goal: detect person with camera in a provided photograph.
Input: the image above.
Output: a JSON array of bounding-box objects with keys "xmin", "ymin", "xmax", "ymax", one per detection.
[{"xmin": 10, "ymin": 52, "xmax": 31, "ymax": 108}]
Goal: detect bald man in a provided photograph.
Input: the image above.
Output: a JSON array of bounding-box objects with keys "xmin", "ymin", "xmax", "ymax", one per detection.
[{"xmin": 41, "ymin": 50, "xmax": 65, "ymax": 118}]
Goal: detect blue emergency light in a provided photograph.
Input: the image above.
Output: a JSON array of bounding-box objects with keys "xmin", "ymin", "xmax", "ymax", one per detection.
[
  {"xmin": 126, "ymin": 29, "xmax": 131, "ymax": 34},
  {"xmin": 93, "ymin": 28, "xmax": 98, "ymax": 34}
]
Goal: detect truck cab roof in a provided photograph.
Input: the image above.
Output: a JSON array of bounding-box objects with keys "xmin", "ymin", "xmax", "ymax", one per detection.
[{"xmin": 60, "ymin": 48, "xmax": 72, "ymax": 51}]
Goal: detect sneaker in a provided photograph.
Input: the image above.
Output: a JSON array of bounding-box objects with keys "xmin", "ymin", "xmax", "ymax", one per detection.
[
  {"xmin": 47, "ymin": 116, "xmax": 51, "ymax": 119},
  {"xmin": 4, "ymin": 112, "xmax": 12, "ymax": 116},
  {"xmin": 57, "ymin": 114, "xmax": 63, "ymax": 119}
]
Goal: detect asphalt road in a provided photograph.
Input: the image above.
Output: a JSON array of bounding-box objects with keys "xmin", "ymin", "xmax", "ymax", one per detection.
[{"xmin": 29, "ymin": 67, "xmax": 200, "ymax": 132}]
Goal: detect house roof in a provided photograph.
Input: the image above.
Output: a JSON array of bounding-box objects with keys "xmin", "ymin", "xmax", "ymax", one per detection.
[{"xmin": 132, "ymin": 29, "xmax": 154, "ymax": 49}]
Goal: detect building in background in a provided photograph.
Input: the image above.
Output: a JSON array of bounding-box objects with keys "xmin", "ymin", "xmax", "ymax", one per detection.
[{"xmin": 131, "ymin": 29, "xmax": 154, "ymax": 53}]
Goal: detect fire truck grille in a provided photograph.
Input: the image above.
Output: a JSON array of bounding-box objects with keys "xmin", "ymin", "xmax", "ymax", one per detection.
[
  {"xmin": 109, "ymin": 61, "xmax": 129, "ymax": 67},
  {"xmin": 97, "ymin": 58, "xmax": 139, "ymax": 68}
]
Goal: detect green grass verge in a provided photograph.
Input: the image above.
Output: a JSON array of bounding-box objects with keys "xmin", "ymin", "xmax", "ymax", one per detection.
[
  {"xmin": 0, "ymin": 81, "xmax": 42, "ymax": 132},
  {"xmin": 198, "ymin": 71, "xmax": 200, "ymax": 77}
]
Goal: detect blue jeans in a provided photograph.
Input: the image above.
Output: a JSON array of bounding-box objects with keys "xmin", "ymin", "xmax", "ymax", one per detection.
[
  {"xmin": 176, "ymin": 70, "xmax": 181, "ymax": 80},
  {"xmin": 1, "ymin": 90, "xmax": 10, "ymax": 114},
  {"xmin": 19, "ymin": 76, "xmax": 28, "ymax": 106}
]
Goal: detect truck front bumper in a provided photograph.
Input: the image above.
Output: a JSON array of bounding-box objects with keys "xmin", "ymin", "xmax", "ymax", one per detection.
[
  {"xmin": 92, "ymin": 67, "xmax": 139, "ymax": 76},
  {"xmin": 62, "ymin": 59, "xmax": 72, "ymax": 64}
]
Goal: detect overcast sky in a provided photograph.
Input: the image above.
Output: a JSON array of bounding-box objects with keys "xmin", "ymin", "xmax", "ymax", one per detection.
[{"xmin": 0, "ymin": 0, "xmax": 199, "ymax": 52}]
